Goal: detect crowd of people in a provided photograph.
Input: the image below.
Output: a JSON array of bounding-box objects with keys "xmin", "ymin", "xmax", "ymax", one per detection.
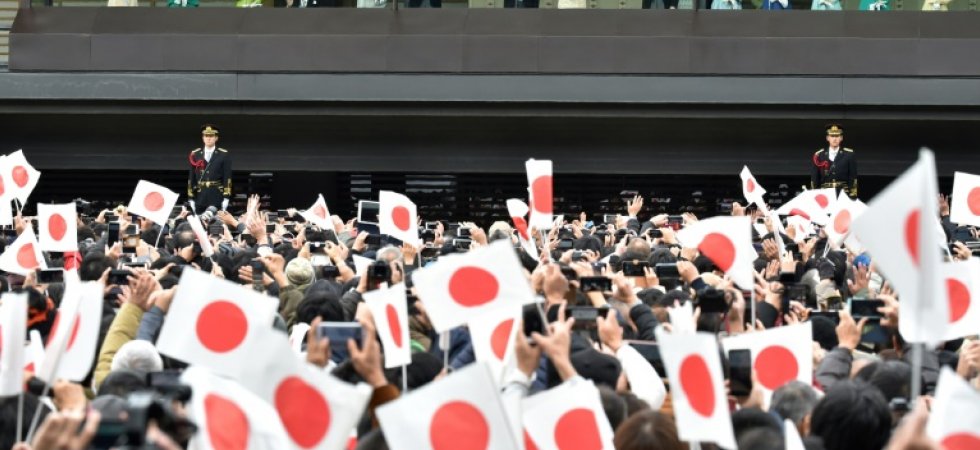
[{"xmin": 0, "ymin": 177, "xmax": 979, "ymax": 450}]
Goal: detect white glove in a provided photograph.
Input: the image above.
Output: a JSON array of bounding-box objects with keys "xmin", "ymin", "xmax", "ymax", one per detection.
[
  {"xmin": 221, "ymin": 198, "xmax": 229, "ymax": 211},
  {"xmin": 189, "ymin": 200, "xmax": 196, "ymax": 214}
]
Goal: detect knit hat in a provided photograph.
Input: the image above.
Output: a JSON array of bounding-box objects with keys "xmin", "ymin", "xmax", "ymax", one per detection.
[{"xmin": 286, "ymin": 257, "xmax": 315, "ymax": 286}]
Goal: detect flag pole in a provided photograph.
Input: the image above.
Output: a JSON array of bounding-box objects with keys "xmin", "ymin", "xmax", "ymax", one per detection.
[
  {"xmin": 750, "ymin": 284, "xmax": 757, "ymax": 330},
  {"xmin": 910, "ymin": 342, "xmax": 923, "ymax": 402},
  {"xmin": 401, "ymin": 365, "xmax": 408, "ymax": 393},
  {"xmin": 441, "ymin": 331, "xmax": 450, "ymax": 370},
  {"xmin": 16, "ymin": 390, "xmax": 24, "ymax": 443},
  {"xmin": 25, "ymin": 381, "xmax": 52, "ymax": 443}
]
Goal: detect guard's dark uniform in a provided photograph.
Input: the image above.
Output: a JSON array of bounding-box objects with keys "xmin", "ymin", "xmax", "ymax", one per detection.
[
  {"xmin": 188, "ymin": 125, "xmax": 232, "ymax": 213},
  {"xmin": 810, "ymin": 125, "xmax": 858, "ymax": 198}
]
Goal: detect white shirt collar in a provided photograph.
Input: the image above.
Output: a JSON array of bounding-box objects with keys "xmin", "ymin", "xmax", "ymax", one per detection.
[{"xmin": 204, "ymin": 146, "xmax": 215, "ymax": 153}]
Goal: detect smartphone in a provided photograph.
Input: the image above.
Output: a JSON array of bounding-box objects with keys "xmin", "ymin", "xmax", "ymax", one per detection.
[
  {"xmin": 579, "ymin": 276, "xmax": 612, "ymax": 293},
  {"xmin": 560, "ymin": 266, "xmax": 578, "ymax": 281},
  {"xmin": 421, "ymin": 230, "xmax": 436, "ymax": 244},
  {"xmin": 357, "ymin": 201, "xmax": 381, "ymax": 225},
  {"xmin": 309, "ymin": 241, "xmax": 328, "ymax": 254},
  {"xmin": 568, "ymin": 306, "xmax": 610, "ymax": 330},
  {"xmin": 654, "ymin": 263, "xmax": 680, "ymax": 279},
  {"xmin": 522, "ymin": 304, "xmax": 548, "ymax": 338},
  {"xmin": 122, "ymin": 261, "xmax": 148, "ymax": 271},
  {"xmin": 557, "ymin": 238, "xmax": 574, "ymax": 251},
  {"xmin": 318, "ymin": 265, "xmax": 340, "ymax": 279},
  {"xmin": 317, "ymin": 322, "xmax": 363, "ymax": 359},
  {"xmin": 425, "ymin": 221, "xmax": 440, "ymax": 230},
  {"xmin": 92, "ymin": 419, "xmax": 127, "ymax": 449},
  {"xmin": 696, "ymin": 288, "xmax": 729, "ymax": 314},
  {"xmin": 36, "ymin": 269, "xmax": 64, "ymax": 284},
  {"xmin": 265, "ymin": 223, "xmax": 276, "ymax": 233},
  {"xmin": 421, "ymin": 245, "xmax": 440, "ymax": 259},
  {"xmin": 603, "ymin": 214, "xmax": 618, "ymax": 225},
  {"xmin": 368, "ymin": 262, "xmax": 391, "ymax": 286},
  {"xmin": 107, "ymin": 269, "xmax": 131, "ymax": 285},
  {"xmin": 622, "ymin": 261, "xmax": 649, "ymax": 277},
  {"xmin": 310, "ymin": 254, "xmax": 331, "ymax": 267},
  {"xmin": 365, "ymin": 234, "xmax": 382, "ymax": 246},
  {"xmin": 122, "ymin": 234, "xmax": 139, "ymax": 254},
  {"xmin": 249, "ymin": 260, "xmax": 264, "ymax": 291},
  {"xmin": 105, "ymin": 213, "xmax": 118, "ymax": 223},
  {"xmin": 809, "ymin": 310, "xmax": 841, "ymax": 325},
  {"xmin": 667, "ymin": 215, "xmax": 684, "ymax": 230},
  {"xmin": 107, "ymin": 222, "xmax": 120, "ymax": 247},
  {"xmin": 452, "ymin": 238, "xmax": 472, "ymax": 250},
  {"xmin": 850, "ymin": 299, "xmax": 885, "ymax": 322},
  {"xmin": 627, "ymin": 341, "xmax": 666, "ymax": 378},
  {"xmin": 323, "ymin": 229, "xmax": 340, "ymax": 245},
  {"xmin": 146, "ymin": 369, "xmax": 182, "ymax": 388},
  {"xmin": 728, "ymin": 349, "xmax": 753, "ymax": 396},
  {"xmin": 458, "ymin": 227, "xmax": 472, "ymax": 238},
  {"xmin": 209, "ymin": 222, "xmax": 224, "ymax": 237}
]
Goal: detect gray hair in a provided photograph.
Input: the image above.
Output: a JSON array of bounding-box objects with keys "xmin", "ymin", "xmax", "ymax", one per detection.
[
  {"xmin": 771, "ymin": 380, "xmax": 819, "ymax": 426},
  {"xmin": 111, "ymin": 340, "xmax": 164, "ymax": 374}
]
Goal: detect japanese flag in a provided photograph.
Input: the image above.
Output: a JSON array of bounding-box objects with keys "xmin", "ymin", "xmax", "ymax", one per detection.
[
  {"xmin": 39, "ymin": 279, "xmax": 103, "ymax": 383},
  {"xmin": 239, "ymin": 329, "xmax": 373, "ymax": 450},
  {"xmin": 654, "ymin": 328, "xmax": 735, "ymax": 449},
  {"xmin": 784, "ymin": 419, "xmax": 806, "ymax": 450},
  {"xmin": 288, "ymin": 323, "xmax": 310, "ymax": 355},
  {"xmin": 950, "ymin": 171, "xmax": 980, "ymax": 227},
  {"xmin": 0, "ymin": 156, "xmax": 13, "ymax": 226},
  {"xmin": 740, "ymin": 166, "xmax": 767, "ymax": 212},
  {"xmin": 379, "ymin": 190, "xmax": 419, "ymax": 245},
  {"xmin": 156, "ymin": 268, "xmax": 279, "ymax": 379},
  {"xmin": 5, "ymin": 150, "xmax": 40, "ymax": 204},
  {"xmin": 127, "ymin": 180, "xmax": 178, "ymax": 226},
  {"xmin": 926, "ymin": 367, "xmax": 980, "ymax": 450},
  {"xmin": 721, "ymin": 322, "xmax": 813, "ymax": 404},
  {"xmin": 526, "ymin": 159, "xmax": 554, "ymax": 231},
  {"xmin": 0, "ymin": 292, "xmax": 28, "ymax": 396},
  {"xmin": 300, "ymin": 194, "xmax": 332, "ymax": 230},
  {"xmin": 522, "ymin": 378, "xmax": 615, "ymax": 450},
  {"xmin": 181, "ymin": 366, "xmax": 292, "ymax": 450},
  {"xmin": 942, "ymin": 259, "xmax": 980, "ymax": 341},
  {"xmin": 377, "ymin": 362, "xmax": 517, "ymax": 450},
  {"xmin": 412, "ymin": 240, "xmax": 536, "ymax": 332},
  {"xmin": 24, "ymin": 330, "xmax": 44, "ymax": 377},
  {"xmin": 676, "ymin": 216, "xmax": 758, "ymax": 290},
  {"xmin": 506, "ymin": 199, "xmax": 538, "ymax": 260},
  {"xmin": 363, "ymin": 282, "xmax": 412, "ymax": 369},
  {"xmin": 851, "ymin": 149, "xmax": 946, "ymax": 343},
  {"xmin": 776, "ymin": 188, "xmax": 836, "ymax": 226},
  {"xmin": 37, "ymin": 203, "xmax": 78, "ymax": 252},
  {"xmin": 467, "ymin": 302, "xmax": 521, "ymax": 385},
  {"xmin": 825, "ymin": 190, "xmax": 867, "ymax": 248},
  {"xmin": 0, "ymin": 227, "xmax": 46, "ymax": 275},
  {"xmin": 187, "ymin": 215, "xmax": 215, "ymax": 258}
]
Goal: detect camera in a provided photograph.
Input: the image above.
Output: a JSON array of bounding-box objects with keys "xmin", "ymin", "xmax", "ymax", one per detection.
[{"xmin": 90, "ymin": 384, "xmax": 195, "ymax": 450}]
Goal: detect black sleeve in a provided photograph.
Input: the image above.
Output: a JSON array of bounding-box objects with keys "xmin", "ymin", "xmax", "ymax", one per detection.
[
  {"xmin": 222, "ymin": 152, "xmax": 233, "ymax": 198},
  {"xmin": 629, "ymin": 303, "xmax": 659, "ymax": 341},
  {"xmin": 848, "ymin": 152, "xmax": 858, "ymax": 197},
  {"xmin": 810, "ymin": 151, "xmax": 820, "ymax": 189}
]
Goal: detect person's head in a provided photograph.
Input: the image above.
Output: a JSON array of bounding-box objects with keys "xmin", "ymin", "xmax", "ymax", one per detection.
[
  {"xmin": 97, "ymin": 369, "xmax": 148, "ymax": 398},
  {"xmin": 295, "ymin": 290, "xmax": 346, "ymax": 324},
  {"xmin": 598, "ymin": 385, "xmax": 626, "ymax": 430},
  {"xmin": 201, "ymin": 124, "xmax": 219, "ymax": 147},
  {"xmin": 771, "ymin": 381, "xmax": 819, "ymax": 433},
  {"xmin": 731, "ymin": 407, "xmax": 781, "ymax": 442},
  {"xmin": 111, "ymin": 340, "xmax": 164, "ymax": 374},
  {"xmin": 285, "ymin": 257, "xmax": 315, "ymax": 287},
  {"xmin": 825, "ymin": 124, "xmax": 843, "ymax": 148},
  {"xmin": 737, "ymin": 427, "xmax": 784, "ymax": 450},
  {"xmin": 542, "ymin": 264, "xmax": 569, "ymax": 300},
  {"xmin": 613, "ymin": 410, "xmax": 684, "ymax": 450},
  {"xmin": 810, "ymin": 380, "xmax": 891, "ymax": 450},
  {"xmin": 854, "ymin": 360, "xmax": 914, "ymax": 404},
  {"xmin": 79, "ymin": 251, "xmax": 114, "ymax": 282}
]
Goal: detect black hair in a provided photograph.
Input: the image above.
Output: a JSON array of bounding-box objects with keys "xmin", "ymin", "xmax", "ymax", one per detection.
[
  {"xmin": 810, "ymin": 381, "xmax": 892, "ymax": 450},
  {"xmin": 79, "ymin": 251, "xmax": 114, "ymax": 282},
  {"xmin": 737, "ymin": 428, "xmax": 784, "ymax": 450},
  {"xmin": 854, "ymin": 360, "xmax": 914, "ymax": 403},
  {"xmin": 598, "ymin": 384, "xmax": 627, "ymax": 430},
  {"xmin": 731, "ymin": 407, "xmax": 781, "ymax": 442},
  {"xmin": 97, "ymin": 369, "xmax": 148, "ymax": 398},
  {"xmin": 0, "ymin": 393, "xmax": 49, "ymax": 450},
  {"xmin": 295, "ymin": 290, "xmax": 346, "ymax": 324}
]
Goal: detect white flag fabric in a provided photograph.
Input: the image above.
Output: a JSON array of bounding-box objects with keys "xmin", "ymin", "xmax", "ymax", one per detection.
[
  {"xmin": 721, "ymin": 322, "xmax": 813, "ymax": 403},
  {"xmin": 926, "ymin": 367, "xmax": 980, "ymax": 449},
  {"xmin": 39, "ymin": 280, "xmax": 103, "ymax": 383},
  {"xmin": 740, "ymin": 166, "xmax": 767, "ymax": 211},
  {"xmin": 0, "ymin": 293, "xmax": 28, "ymax": 396},
  {"xmin": 37, "ymin": 203, "xmax": 78, "ymax": 252},
  {"xmin": 523, "ymin": 377, "xmax": 615, "ymax": 450},
  {"xmin": 186, "ymin": 215, "xmax": 215, "ymax": 258},
  {"xmin": 676, "ymin": 216, "xmax": 758, "ymax": 290},
  {"xmin": 379, "ymin": 190, "xmax": 419, "ymax": 245},
  {"xmin": 776, "ymin": 188, "xmax": 836, "ymax": 226},
  {"xmin": 377, "ymin": 362, "xmax": 517, "ymax": 450},
  {"xmin": 127, "ymin": 180, "xmax": 178, "ymax": 226},
  {"xmin": 950, "ymin": 171, "xmax": 980, "ymax": 227},
  {"xmin": 851, "ymin": 149, "xmax": 947, "ymax": 343},
  {"xmin": 506, "ymin": 199, "xmax": 538, "ymax": 260},
  {"xmin": 5, "ymin": 150, "xmax": 40, "ymax": 204},
  {"xmin": 363, "ymin": 282, "xmax": 412, "ymax": 369},
  {"xmin": 300, "ymin": 194, "xmax": 332, "ymax": 230},
  {"xmin": 181, "ymin": 366, "xmax": 292, "ymax": 450},
  {"xmin": 412, "ymin": 240, "xmax": 536, "ymax": 332},
  {"xmin": 654, "ymin": 328, "xmax": 736, "ymax": 449},
  {"xmin": 942, "ymin": 259, "xmax": 980, "ymax": 341},
  {"xmin": 0, "ymin": 227, "xmax": 46, "ymax": 275},
  {"xmin": 784, "ymin": 419, "xmax": 806, "ymax": 450},
  {"xmin": 156, "ymin": 269, "xmax": 278, "ymax": 379},
  {"xmin": 825, "ymin": 190, "xmax": 867, "ymax": 247},
  {"xmin": 467, "ymin": 302, "xmax": 521, "ymax": 385},
  {"xmin": 239, "ymin": 329, "xmax": 373, "ymax": 450},
  {"xmin": 526, "ymin": 159, "xmax": 554, "ymax": 231},
  {"xmin": 288, "ymin": 323, "xmax": 310, "ymax": 355},
  {"xmin": 24, "ymin": 330, "xmax": 44, "ymax": 376}
]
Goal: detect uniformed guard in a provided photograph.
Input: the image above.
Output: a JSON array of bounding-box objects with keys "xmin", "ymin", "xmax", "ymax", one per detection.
[
  {"xmin": 187, "ymin": 124, "xmax": 232, "ymax": 213},
  {"xmin": 811, "ymin": 124, "xmax": 858, "ymax": 198}
]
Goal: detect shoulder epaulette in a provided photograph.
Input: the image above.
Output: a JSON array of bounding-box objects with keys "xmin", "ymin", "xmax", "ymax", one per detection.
[
  {"xmin": 843, "ymin": 147, "xmax": 854, "ymax": 152},
  {"xmin": 217, "ymin": 148, "xmax": 228, "ymax": 153},
  {"xmin": 814, "ymin": 149, "xmax": 824, "ymax": 155},
  {"xmin": 192, "ymin": 148, "xmax": 201, "ymax": 153}
]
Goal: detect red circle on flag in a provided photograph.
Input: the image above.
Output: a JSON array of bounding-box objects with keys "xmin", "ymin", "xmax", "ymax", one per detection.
[
  {"xmin": 385, "ymin": 303, "xmax": 403, "ymax": 348},
  {"xmin": 942, "ymin": 433, "xmax": 980, "ymax": 450},
  {"xmin": 905, "ymin": 210, "xmax": 920, "ymax": 267},
  {"xmin": 490, "ymin": 318, "xmax": 515, "ymax": 360},
  {"xmin": 313, "ymin": 204, "xmax": 328, "ymax": 220},
  {"xmin": 275, "ymin": 376, "xmax": 331, "ymax": 448},
  {"xmin": 512, "ymin": 217, "xmax": 530, "ymax": 240},
  {"xmin": 968, "ymin": 188, "xmax": 980, "ymax": 216},
  {"xmin": 947, "ymin": 277, "xmax": 970, "ymax": 323},
  {"xmin": 47, "ymin": 312, "xmax": 81, "ymax": 351},
  {"xmin": 429, "ymin": 401, "xmax": 490, "ymax": 450},
  {"xmin": 12, "ymin": 165, "xmax": 28, "ymax": 188},
  {"xmin": 0, "ymin": 176, "xmax": 6, "ymax": 196},
  {"xmin": 679, "ymin": 354, "xmax": 715, "ymax": 417},
  {"xmin": 143, "ymin": 192, "xmax": 165, "ymax": 212},
  {"xmin": 195, "ymin": 300, "xmax": 248, "ymax": 353},
  {"xmin": 48, "ymin": 213, "xmax": 68, "ymax": 242},
  {"xmin": 788, "ymin": 209, "xmax": 811, "ymax": 221},
  {"xmin": 524, "ymin": 430, "xmax": 539, "ymax": 450},
  {"xmin": 392, "ymin": 206, "xmax": 412, "ymax": 232},
  {"xmin": 531, "ymin": 176, "xmax": 553, "ymax": 214},
  {"xmin": 17, "ymin": 243, "xmax": 38, "ymax": 269},
  {"xmin": 554, "ymin": 408, "xmax": 604, "ymax": 450},
  {"xmin": 833, "ymin": 209, "xmax": 851, "ymax": 235},
  {"xmin": 754, "ymin": 345, "xmax": 799, "ymax": 390},
  {"xmin": 204, "ymin": 393, "xmax": 250, "ymax": 450},
  {"xmin": 815, "ymin": 194, "xmax": 829, "ymax": 209},
  {"xmin": 698, "ymin": 233, "xmax": 736, "ymax": 272},
  {"xmin": 448, "ymin": 267, "xmax": 499, "ymax": 307},
  {"xmin": 746, "ymin": 178, "xmax": 756, "ymax": 194}
]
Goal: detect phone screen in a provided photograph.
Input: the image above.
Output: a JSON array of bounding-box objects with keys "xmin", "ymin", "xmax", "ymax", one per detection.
[
  {"xmin": 107, "ymin": 223, "xmax": 120, "ymax": 247},
  {"xmin": 622, "ymin": 261, "xmax": 649, "ymax": 277},
  {"xmin": 317, "ymin": 323, "xmax": 363, "ymax": 360},
  {"xmin": 358, "ymin": 201, "xmax": 381, "ymax": 225},
  {"xmin": 579, "ymin": 276, "xmax": 612, "ymax": 293},
  {"xmin": 850, "ymin": 299, "xmax": 885, "ymax": 322},
  {"xmin": 728, "ymin": 349, "xmax": 753, "ymax": 396}
]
